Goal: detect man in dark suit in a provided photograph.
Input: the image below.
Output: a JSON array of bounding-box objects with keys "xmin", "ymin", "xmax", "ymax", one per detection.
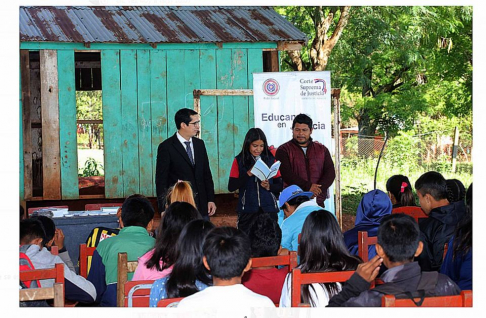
[{"xmin": 156, "ymin": 108, "xmax": 216, "ymax": 219}]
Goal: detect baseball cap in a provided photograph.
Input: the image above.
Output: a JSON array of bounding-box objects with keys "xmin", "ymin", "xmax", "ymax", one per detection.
[{"xmin": 278, "ymin": 185, "xmax": 313, "ymax": 209}]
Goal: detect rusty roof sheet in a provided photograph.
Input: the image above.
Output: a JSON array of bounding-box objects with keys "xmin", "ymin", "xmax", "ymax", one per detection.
[{"xmin": 20, "ymin": 6, "xmax": 307, "ymax": 44}]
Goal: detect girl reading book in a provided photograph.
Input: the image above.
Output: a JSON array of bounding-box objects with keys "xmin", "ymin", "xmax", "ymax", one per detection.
[{"xmin": 228, "ymin": 128, "xmax": 283, "ymax": 235}]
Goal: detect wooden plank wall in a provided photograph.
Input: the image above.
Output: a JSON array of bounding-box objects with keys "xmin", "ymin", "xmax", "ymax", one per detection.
[
  {"xmin": 20, "ymin": 50, "xmax": 32, "ymax": 200},
  {"xmin": 22, "ymin": 46, "xmax": 263, "ymax": 200},
  {"xmin": 57, "ymin": 50, "xmax": 79, "ymax": 200},
  {"xmin": 40, "ymin": 50, "xmax": 61, "ymax": 200}
]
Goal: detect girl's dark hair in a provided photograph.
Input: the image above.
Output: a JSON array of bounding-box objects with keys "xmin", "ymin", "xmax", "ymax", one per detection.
[
  {"xmin": 166, "ymin": 219, "xmax": 215, "ymax": 298},
  {"xmin": 238, "ymin": 128, "xmax": 271, "ymax": 169},
  {"xmin": 298, "ymin": 210, "xmax": 361, "ymax": 306},
  {"xmin": 452, "ymin": 203, "xmax": 472, "ymax": 260},
  {"xmin": 386, "ymin": 175, "xmax": 415, "ymax": 207},
  {"xmin": 446, "ymin": 179, "xmax": 466, "ymax": 203},
  {"xmin": 145, "ymin": 202, "xmax": 201, "ymax": 271}
]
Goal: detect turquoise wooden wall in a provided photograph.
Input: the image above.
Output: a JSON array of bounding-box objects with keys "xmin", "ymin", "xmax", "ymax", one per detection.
[{"xmin": 21, "ymin": 43, "xmax": 266, "ymax": 199}]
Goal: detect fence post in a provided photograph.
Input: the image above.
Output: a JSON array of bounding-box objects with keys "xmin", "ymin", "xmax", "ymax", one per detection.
[
  {"xmin": 332, "ymin": 89, "xmax": 342, "ymax": 229},
  {"xmin": 451, "ymin": 126, "xmax": 459, "ymax": 173}
]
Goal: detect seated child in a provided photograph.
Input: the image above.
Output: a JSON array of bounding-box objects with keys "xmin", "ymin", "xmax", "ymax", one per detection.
[
  {"xmin": 327, "ymin": 213, "xmax": 461, "ymax": 307},
  {"xmin": 242, "ymin": 213, "xmax": 287, "ymax": 304},
  {"xmin": 280, "ymin": 210, "xmax": 361, "ymax": 307},
  {"xmin": 386, "ymin": 174, "xmax": 415, "ymax": 208},
  {"xmin": 149, "ymin": 219, "xmax": 214, "ymax": 306},
  {"xmin": 87, "ymin": 195, "xmax": 155, "ymax": 306},
  {"xmin": 278, "ymin": 185, "xmax": 319, "ymax": 254},
  {"xmin": 20, "ymin": 218, "xmax": 96, "ymax": 303},
  {"xmin": 132, "ymin": 201, "xmax": 201, "ymax": 281},
  {"xmin": 440, "ymin": 183, "xmax": 472, "ymax": 290},
  {"xmin": 29, "ymin": 215, "xmax": 76, "ymax": 272},
  {"xmin": 415, "ymin": 171, "xmax": 466, "ymax": 271},
  {"xmin": 177, "ymin": 227, "xmax": 275, "ymax": 315},
  {"xmin": 343, "ymin": 189, "xmax": 392, "ymax": 260}
]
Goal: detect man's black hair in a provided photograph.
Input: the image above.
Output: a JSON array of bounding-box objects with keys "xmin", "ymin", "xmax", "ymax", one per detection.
[
  {"xmin": 414, "ymin": 171, "xmax": 448, "ymax": 201},
  {"xmin": 121, "ymin": 195, "xmax": 155, "ymax": 228},
  {"xmin": 203, "ymin": 226, "xmax": 251, "ymax": 280},
  {"xmin": 247, "ymin": 213, "xmax": 282, "ymax": 257},
  {"xmin": 175, "ymin": 108, "xmax": 198, "ymax": 130},
  {"xmin": 377, "ymin": 214, "xmax": 420, "ymax": 263},
  {"xmin": 285, "ymin": 195, "xmax": 310, "ymax": 209},
  {"xmin": 29, "ymin": 215, "xmax": 56, "ymax": 247},
  {"xmin": 20, "ymin": 218, "xmax": 45, "ymax": 245},
  {"xmin": 292, "ymin": 113, "xmax": 313, "ymax": 130}
]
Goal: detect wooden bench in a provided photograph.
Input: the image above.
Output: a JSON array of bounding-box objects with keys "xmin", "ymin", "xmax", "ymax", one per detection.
[
  {"xmin": 382, "ymin": 290, "xmax": 472, "ymax": 307},
  {"xmin": 78, "ymin": 243, "xmax": 96, "ymax": 278},
  {"xmin": 392, "ymin": 206, "xmax": 428, "ymax": 223},
  {"xmin": 20, "ymin": 263, "xmax": 65, "ymax": 307},
  {"xmin": 291, "ymin": 268, "xmax": 355, "ymax": 307},
  {"xmin": 358, "ymin": 231, "xmax": 378, "ymax": 262},
  {"xmin": 116, "ymin": 252, "xmax": 139, "ymax": 307}
]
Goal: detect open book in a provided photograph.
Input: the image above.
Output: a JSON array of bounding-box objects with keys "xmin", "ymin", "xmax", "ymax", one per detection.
[{"xmin": 250, "ymin": 158, "xmax": 281, "ymax": 181}]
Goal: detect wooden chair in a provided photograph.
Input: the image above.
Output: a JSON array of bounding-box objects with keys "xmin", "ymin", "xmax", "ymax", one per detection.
[
  {"xmin": 20, "ymin": 283, "xmax": 65, "ymax": 307},
  {"xmin": 392, "ymin": 206, "xmax": 428, "ymax": 223},
  {"xmin": 85, "ymin": 203, "xmax": 122, "ymax": 211},
  {"xmin": 382, "ymin": 290, "xmax": 472, "ymax": 307},
  {"xmin": 251, "ymin": 251, "xmax": 298, "ymax": 273},
  {"xmin": 79, "ymin": 243, "xmax": 96, "ymax": 278},
  {"xmin": 157, "ymin": 297, "xmax": 185, "ymax": 307},
  {"xmin": 116, "ymin": 252, "xmax": 139, "ymax": 307},
  {"xmin": 28, "ymin": 205, "xmax": 69, "ymax": 216},
  {"xmin": 358, "ymin": 231, "xmax": 378, "ymax": 262},
  {"xmin": 123, "ymin": 280, "xmax": 153, "ymax": 307},
  {"xmin": 20, "ymin": 263, "xmax": 65, "ymax": 306},
  {"xmin": 291, "ymin": 268, "xmax": 355, "ymax": 307}
]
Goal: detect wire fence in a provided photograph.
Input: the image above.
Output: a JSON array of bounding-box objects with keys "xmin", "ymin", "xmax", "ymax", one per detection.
[{"xmin": 338, "ymin": 129, "xmax": 473, "ymax": 202}]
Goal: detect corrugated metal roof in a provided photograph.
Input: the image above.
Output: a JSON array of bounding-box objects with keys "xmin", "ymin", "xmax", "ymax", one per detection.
[{"xmin": 20, "ymin": 6, "xmax": 307, "ymax": 44}]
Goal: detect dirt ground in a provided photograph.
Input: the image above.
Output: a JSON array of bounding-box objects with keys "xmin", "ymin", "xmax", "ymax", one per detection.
[
  {"xmin": 211, "ymin": 212, "xmax": 356, "ymax": 233},
  {"xmin": 341, "ymin": 213, "xmax": 356, "ymax": 232}
]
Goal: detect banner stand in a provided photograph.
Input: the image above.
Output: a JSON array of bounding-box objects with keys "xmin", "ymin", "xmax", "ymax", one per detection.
[{"xmin": 193, "ymin": 88, "xmax": 343, "ymax": 229}]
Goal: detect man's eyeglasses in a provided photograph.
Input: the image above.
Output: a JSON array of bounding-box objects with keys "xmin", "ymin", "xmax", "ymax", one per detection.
[{"xmin": 187, "ymin": 121, "xmax": 201, "ymax": 127}]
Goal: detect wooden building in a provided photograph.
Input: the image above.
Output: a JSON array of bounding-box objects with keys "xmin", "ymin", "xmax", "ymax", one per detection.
[{"xmin": 19, "ymin": 6, "xmax": 306, "ymax": 210}]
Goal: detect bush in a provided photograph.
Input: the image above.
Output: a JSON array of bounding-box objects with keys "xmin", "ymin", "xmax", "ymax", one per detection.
[{"xmin": 78, "ymin": 157, "xmax": 104, "ymax": 177}]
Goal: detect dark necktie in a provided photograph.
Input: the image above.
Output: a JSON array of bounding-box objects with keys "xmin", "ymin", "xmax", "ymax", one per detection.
[{"xmin": 184, "ymin": 141, "xmax": 194, "ymax": 165}]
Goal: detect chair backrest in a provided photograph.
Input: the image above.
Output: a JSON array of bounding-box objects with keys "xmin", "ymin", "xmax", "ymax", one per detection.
[
  {"xmin": 358, "ymin": 231, "xmax": 378, "ymax": 262},
  {"xmin": 20, "ymin": 262, "xmax": 65, "ymax": 287},
  {"xmin": 123, "ymin": 280, "xmax": 153, "ymax": 307},
  {"xmin": 250, "ymin": 251, "xmax": 298, "ymax": 273},
  {"xmin": 28, "ymin": 205, "xmax": 69, "ymax": 216},
  {"xmin": 85, "ymin": 203, "xmax": 122, "ymax": 211},
  {"xmin": 20, "ymin": 262, "xmax": 65, "ymax": 305},
  {"xmin": 382, "ymin": 290, "xmax": 472, "ymax": 307},
  {"xmin": 291, "ymin": 268, "xmax": 355, "ymax": 307},
  {"xmin": 79, "ymin": 243, "xmax": 97, "ymax": 278},
  {"xmin": 157, "ymin": 297, "xmax": 185, "ymax": 307},
  {"xmin": 392, "ymin": 206, "xmax": 428, "ymax": 223},
  {"xmin": 19, "ymin": 282, "xmax": 65, "ymax": 307},
  {"xmin": 117, "ymin": 252, "xmax": 139, "ymax": 307}
]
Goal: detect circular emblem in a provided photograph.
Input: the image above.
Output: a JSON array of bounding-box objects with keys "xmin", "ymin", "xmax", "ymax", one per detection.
[{"xmin": 262, "ymin": 78, "xmax": 280, "ymax": 96}]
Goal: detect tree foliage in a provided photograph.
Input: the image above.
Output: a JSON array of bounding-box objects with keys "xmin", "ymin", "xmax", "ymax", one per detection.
[
  {"xmin": 275, "ymin": 6, "xmax": 351, "ymax": 71},
  {"xmin": 277, "ymin": 6, "xmax": 472, "ymax": 150},
  {"xmin": 76, "ymin": 91, "xmax": 103, "ymax": 149}
]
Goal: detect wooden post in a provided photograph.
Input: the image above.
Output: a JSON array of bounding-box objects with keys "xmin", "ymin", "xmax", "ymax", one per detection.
[
  {"xmin": 20, "ymin": 50, "xmax": 33, "ymax": 200},
  {"xmin": 40, "ymin": 50, "xmax": 61, "ymax": 200},
  {"xmin": 332, "ymin": 89, "xmax": 342, "ymax": 229},
  {"xmin": 452, "ymin": 126, "xmax": 459, "ymax": 173}
]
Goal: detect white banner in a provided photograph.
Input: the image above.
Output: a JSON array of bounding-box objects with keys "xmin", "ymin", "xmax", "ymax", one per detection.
[{"xmin": 253, "ymin": 71, "xmax": 335, "ymax": 214}]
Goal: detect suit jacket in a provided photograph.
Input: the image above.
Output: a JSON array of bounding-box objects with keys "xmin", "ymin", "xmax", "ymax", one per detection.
[{"xmin": 155, "ymin": 133, "xmax": 215, "ymax": 216}]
